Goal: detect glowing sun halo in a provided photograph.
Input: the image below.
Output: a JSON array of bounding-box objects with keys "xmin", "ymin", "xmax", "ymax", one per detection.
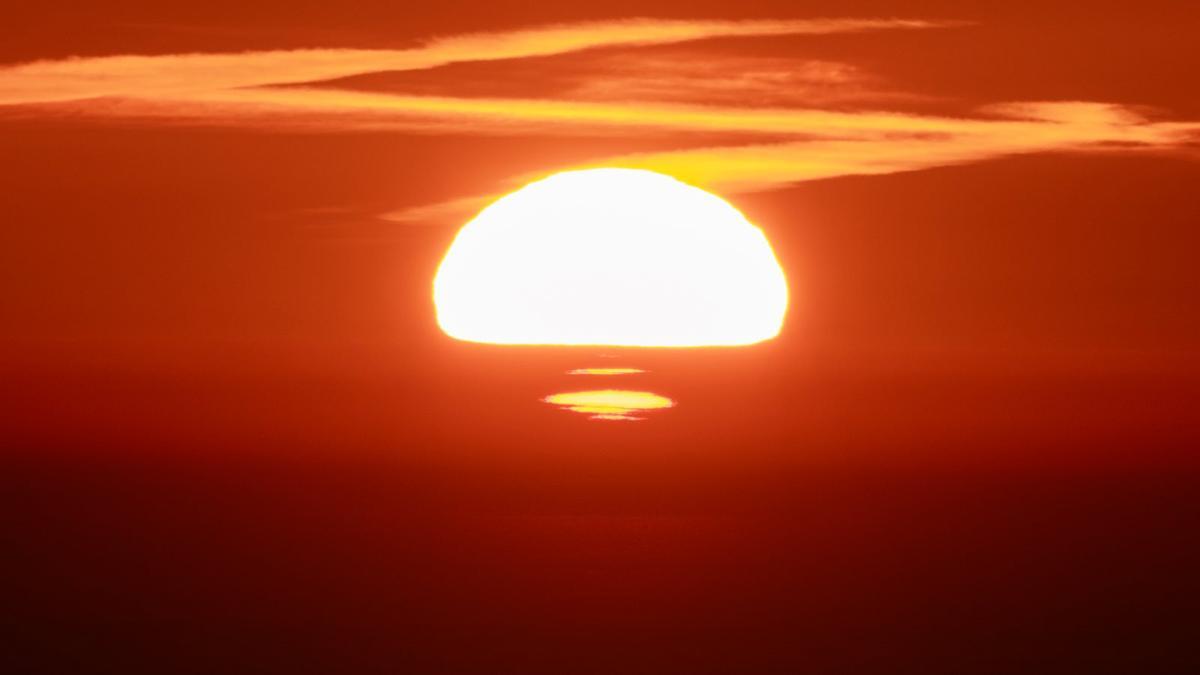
[{"xmin": 434, "ymin": 168, "xmax": 788, "ymax": 347}]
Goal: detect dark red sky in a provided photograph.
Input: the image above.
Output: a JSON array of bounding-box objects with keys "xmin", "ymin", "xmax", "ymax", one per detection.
[{"xmin": 4, "ymin": 3, "xmax": 1199, "ymax": 673}]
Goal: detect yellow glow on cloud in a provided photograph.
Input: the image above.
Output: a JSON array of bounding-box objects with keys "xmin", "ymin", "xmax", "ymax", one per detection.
[
  {"xmin": 0, "ymin": 18, "xmax": 944, "ymax": 105},
  {"xmin": 433, "ymin": 169, "xmax": 788, "ymax": 347},
  {"xmin": 3, "ymin": 16, "xmax": 1195, "ymax": 226}
]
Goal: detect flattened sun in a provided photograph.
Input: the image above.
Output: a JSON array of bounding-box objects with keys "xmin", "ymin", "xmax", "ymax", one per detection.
[{"xmin": 434, "ymin": 168, "xmax": 788, "ymax": 347}]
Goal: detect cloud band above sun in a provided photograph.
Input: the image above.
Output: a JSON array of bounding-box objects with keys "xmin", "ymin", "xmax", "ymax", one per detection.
[
  {"xmin": 2, "ymin": 16, "xmax": 1196, "ymax": 221},
  {"xmin": 0, "ymin": 18, "xmax": 950, "ymax": 105}
]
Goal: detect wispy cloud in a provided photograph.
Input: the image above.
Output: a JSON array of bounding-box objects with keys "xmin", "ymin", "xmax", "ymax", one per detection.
[
  {"xmin": 0, "ymin": 17, "xmax": 947, "ymax": 105},
  {"xmin": 32, "ymin": 87, "xmax": 1180, "ymax": 144},
  {"xmin": 2, "ymin": 16, "xmax": 1195, "ymax": 226},
  {"xmin": 583, "ymin": 102, "xmax": 1200, "ymax": 191},
  {"xmin": 34, "ymin": 75, "xmax": 1180, "ymax": 224},
  {"xmin": 562, "ymin": 53, "xmax": 926, "ymax": 107},
  {"xmin": 380, "ymin": 101, "xmax": 1200, "ymax": 221}
]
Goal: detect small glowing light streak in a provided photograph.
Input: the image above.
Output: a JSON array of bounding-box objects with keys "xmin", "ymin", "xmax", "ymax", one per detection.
[
  {"xmin": 544, "ymin": 389, "xmax": 674, "ymax": 421},
  {"xmin": 567, "ymin": 367, "xmax": 645, "ymax": 375}
]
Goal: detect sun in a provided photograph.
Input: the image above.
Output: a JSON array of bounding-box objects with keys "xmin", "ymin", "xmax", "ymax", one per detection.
[{"xmin": 433, "ymin": 168, "xmax": 788, "ymax": 347}]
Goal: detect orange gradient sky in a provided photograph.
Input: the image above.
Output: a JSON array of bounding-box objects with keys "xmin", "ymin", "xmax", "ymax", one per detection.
[
  {"xmin": 4, "ymin": 4, "xmax": 1198, "ymax": 376},
  {"xmin": 4, "ymin": 3, "xmax": 1199, "ymax": 674}
]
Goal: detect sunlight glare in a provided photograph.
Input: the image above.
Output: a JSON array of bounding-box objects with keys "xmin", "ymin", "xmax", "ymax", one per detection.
[{"xmin": 433, "ymin": 168, "xmax": 788, "ymax": 346}]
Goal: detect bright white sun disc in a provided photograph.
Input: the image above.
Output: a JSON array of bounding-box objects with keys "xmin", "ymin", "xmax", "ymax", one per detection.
[{"xmin": 433, "ymin": 168, "xmax": 788, "ymax": 346}]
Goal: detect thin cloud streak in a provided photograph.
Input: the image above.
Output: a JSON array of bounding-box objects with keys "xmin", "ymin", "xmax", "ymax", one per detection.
[
  {"xmin": 382, "ymin": 101, "xmax": 1200, "ymax": 221},
  {"xmin": 33, "ymin": 87, "xmax": 1172, "ymax": 141},
  {"xmin": 0, "ymin": 17, "xmax": 950, "ymax": 105},
  {"xmin": 3, "ymin": 16, "xmax": 1195, "ymax": 226},
  {"xmin": 585, "ymin": 102, "xmax": 1200, "ymax": 192},
  {"xmin": 562, "ymin": 54, "xmax": 928, "ymax": 107},
  {"xmin": 57, "ymin": 87, "xmax": 1193, "ymax": 214}
]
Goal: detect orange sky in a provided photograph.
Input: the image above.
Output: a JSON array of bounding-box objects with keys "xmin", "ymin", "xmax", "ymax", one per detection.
[
  {"xmin": 4, "ymin": 4, "xmax": 1198, "ymax": 396},
  {"xmin": 4, "ymin": 3, "xmax": 1199, "ymax": 673}
]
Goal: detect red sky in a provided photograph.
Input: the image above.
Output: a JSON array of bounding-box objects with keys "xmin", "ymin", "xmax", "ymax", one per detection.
[{"xmin": 4, "ymin": 3, "xmax": 1199, "ymax": 673}]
